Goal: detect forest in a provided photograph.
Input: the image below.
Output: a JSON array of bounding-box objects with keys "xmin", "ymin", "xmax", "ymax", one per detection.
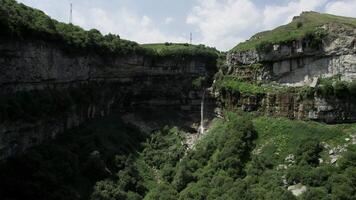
[{"xmin": 1, "ymin": 112, "xmax": 356, "ymax": 200}]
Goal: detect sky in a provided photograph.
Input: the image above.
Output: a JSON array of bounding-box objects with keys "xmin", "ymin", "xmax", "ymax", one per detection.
[{"xmin": 17, "ymin": 0, "xmax": 356, "ymax": 51}]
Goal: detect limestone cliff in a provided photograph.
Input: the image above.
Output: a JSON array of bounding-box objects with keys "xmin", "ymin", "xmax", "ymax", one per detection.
[
  {"xmin": 216, "ymin": 12, "xmax": 356, "ymax": 123},
  {"xmin": 228, "ymin": 12, "xmax": 356, "ymax": 86},
  {"xmin": 0, "ymin": 37, "xmax": 217, "ymax": 159}
]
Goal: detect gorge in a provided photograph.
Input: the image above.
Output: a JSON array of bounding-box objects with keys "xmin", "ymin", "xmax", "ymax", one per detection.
[{"xmin": 1, "ymin": 1, "xmax": 356, "ymax": 200}]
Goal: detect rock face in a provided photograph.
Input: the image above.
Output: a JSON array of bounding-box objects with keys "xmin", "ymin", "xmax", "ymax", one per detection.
[
  {"xmin": 227, "ymin": 23, "xmax": 356, "ymax": 86},
  {"xmin": 218, "ymin": 91, "xmax": 356, "ymax": 123},
  {"xmin": 221, "ymin": 22, "xmax": 356, "ymax": 122},
  {"xmin": 0, "ymin": 37, "xmax": 217, "ymax": 160}
]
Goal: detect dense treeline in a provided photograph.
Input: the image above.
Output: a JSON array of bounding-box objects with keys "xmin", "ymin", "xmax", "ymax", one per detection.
[
  {"xmin": 0, "ymin": 0, "xmax": 147, "ymax": 55},
  {"xmin": 142, "ymin": 43, "xmax": 219, "ymax": 59},
  {"xmin": 91, "ymin": 112, "xmax": 356, "ymax": 200},
  {"xmin": 1, "ymin": 112, "xmax": 356, "ymax": 199},
  {"xmin": 0, "ymin": 0, "xmax": 219, "ymax": 58}
]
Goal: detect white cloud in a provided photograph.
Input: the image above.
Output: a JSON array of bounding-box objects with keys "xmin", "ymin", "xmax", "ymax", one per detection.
[
  {"xmin": 186, "ymin": 0, "xmax": 262, "ymax": 50},
  {"xmin": 187, "ymin": 0, "xmax": 328, "ymax": 50},
  {"xmin": 325, "ymin": 0, "xmax": 356, "ymax": 18},
  {"xmin": 15, "ymin": 0, "xmax": 356, "ymax": 51},
  {"xmin": 263, "ymin": 0, "xmax": 327, "ymax": 29},
  {"xmin": 74, "ymin": 7, "xmax": 185, "ymax": 44},
  {"xmin": 164, "ymin": 17, "xmax": 174, "ymax": 25}
]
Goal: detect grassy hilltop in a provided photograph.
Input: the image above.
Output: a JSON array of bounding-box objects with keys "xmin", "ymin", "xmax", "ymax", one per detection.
[{"xmin": 231, "ymin": 11, "xmax": 356, "ymax": 52}]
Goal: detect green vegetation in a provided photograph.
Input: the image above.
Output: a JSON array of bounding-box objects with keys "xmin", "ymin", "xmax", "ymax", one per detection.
[
  {"xmin": 253, "ymin": 116, "xmax": 351, "ymax": 162},
  {"xmin": 1, "ymin": 111, "xmax": 356, "ymax": 199},
  {"xmin": 0, "ymin": 0, "xmax": 147, "ymax": 55},
  {"xmin": 0, "ymin": 0, "xmax": 219, "ymax": 59},
  {"xmin": 192, "ymin": 76, "xmax": 207, "ymax": 89},
  {"xmin": 316, "ymin": 76, "xmax": 356, "ymax": 99},
  {"xmin": 214, "ymin": 75, "xmax": 295, "ymax": 95},
  {"xmin": 231, "ymin": 11, "xmax": 356, "ymax": 52},
  {"xmin": 214, "ymin": 75, "xmax": 356, "ymax": 102},
  {"xmin": 141, "ymin": 43, "xmax": 219, "ymax": 58}
]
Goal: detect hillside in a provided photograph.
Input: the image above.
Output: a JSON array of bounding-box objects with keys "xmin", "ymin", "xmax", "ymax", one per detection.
[{"xmin": 231, "ymin": 11, "xmax": 356, "ymax": 52}]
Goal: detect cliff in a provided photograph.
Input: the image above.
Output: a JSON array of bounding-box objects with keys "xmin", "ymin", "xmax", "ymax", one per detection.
[
  {"xmin": 215, "ymin": 12, "xmax": 356, "ymax": 123},
  {"xmin": 228, "ymin": 12, "xmax": 356, "ymax": 86},
  {"xmin": 0, "ymin": 36, "xmax": 217, "ymax": 159}
]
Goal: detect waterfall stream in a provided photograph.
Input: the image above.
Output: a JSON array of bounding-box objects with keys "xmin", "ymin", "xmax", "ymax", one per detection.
[{"xmin": 198, "ymin": 90, "xmax": 206, "ymax": 135}]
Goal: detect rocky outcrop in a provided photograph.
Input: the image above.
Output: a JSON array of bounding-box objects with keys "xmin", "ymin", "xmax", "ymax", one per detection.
[
  {"xmin": 0, "ymin": 37, "xmax": 217, "ymax": 160},
  {"xmin": 217, "ymin": 90, "xmax": 356, "ymax": 123},
  {"xmin": 227, "ymin": 23, "xmax": 356, "ymax": 86}
]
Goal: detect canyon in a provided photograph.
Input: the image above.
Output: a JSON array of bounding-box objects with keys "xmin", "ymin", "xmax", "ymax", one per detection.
[{"xmin": 1, "ymin": 2, "xmax": 356, "ymax": 199}]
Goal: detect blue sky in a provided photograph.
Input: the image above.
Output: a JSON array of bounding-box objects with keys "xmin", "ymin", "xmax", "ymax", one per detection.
[{"xmin": 17, "ymin": 0, "xmax": 356, "ymax": 50}]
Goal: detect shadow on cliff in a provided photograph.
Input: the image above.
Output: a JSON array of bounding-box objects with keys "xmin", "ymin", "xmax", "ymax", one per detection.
[{"xmin": 0, "ymin": 114, "xmax": 147, "ymax": 200}]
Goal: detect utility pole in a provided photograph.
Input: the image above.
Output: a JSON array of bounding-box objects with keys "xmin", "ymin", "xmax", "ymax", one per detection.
[
  {"xmin": 69, "ymin": 3, "xmax": 73, "ymax": 24},
  {"xmin": 190, "ymin": 32, "xmax": 192, "ymax": 45}
]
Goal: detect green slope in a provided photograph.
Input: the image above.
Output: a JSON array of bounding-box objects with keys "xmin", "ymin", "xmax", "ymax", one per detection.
[{"xmin": 231, "ymin": 11, "xmax": 356, "ymax": 53}]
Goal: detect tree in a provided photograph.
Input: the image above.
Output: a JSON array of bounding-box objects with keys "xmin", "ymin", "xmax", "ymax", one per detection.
[
  {"xmin": 296, "ymin": 140, "xmax": 323, "ymax": 167},
  {"xmin": 145, "ymin": 183, "xmax": 178, "ymax": 200}
]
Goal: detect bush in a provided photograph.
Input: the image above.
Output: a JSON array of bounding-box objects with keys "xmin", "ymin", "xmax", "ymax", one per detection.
[
  {"xmin": 305, "ymin": 30, "xmax": 326, "ymax": 49},
  {"xmin": 192, "ymin": 76, "xmax": 207, "ymax": 89},
  {"xmin": 334, "ymin": 81, "xmax": 349, "ymax": 99},
  {"xmin": 299, "ymin": 86, "xmax": 315, "ymax": 100},
  {"xmin": 256, "ymin": 41, "xmax": 273, "ymax": 52},
  {"xmin": 348, "ymin": 80, "xmax": 356, "ymax": 97},
  {"xmin": 296, "ymin": 140, "xmax": 323, "ymax": 167},
  {"xmin": 300, "ymin": 187, "xmax": 328, "ymax": 200},
  {"xmin": 145, "ymin": 183, "xmax": 178, "ymax": 200},
  {"xmin": 316, "ymin": 83, "xmax": 334, "ymax": 97},
  {"xmin": 297, "ymin": 22, "xmax": 303, "ymax": 28}
]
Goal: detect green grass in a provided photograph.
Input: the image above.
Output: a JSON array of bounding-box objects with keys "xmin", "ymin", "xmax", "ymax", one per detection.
[
  {"xmin": 214, "ymin": 76, "xmax": 294, "ymax": 95},
  {"xmin": 253, "ymin": 116, "xmax": 354, "ymax": 161},
  {"xmin": 231, "ymin": 11, "xmax": 356, "ymax": 52}
]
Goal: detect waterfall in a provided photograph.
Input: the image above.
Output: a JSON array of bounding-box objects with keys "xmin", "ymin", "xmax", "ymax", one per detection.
[{"xmin": 198, "ymin": 90, "xmax": 206, "ymax": 135}]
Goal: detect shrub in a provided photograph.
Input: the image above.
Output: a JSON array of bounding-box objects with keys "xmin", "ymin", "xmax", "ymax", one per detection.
[
  {"xmin": 297, "ymin": 22, "xmax": 303, "ymax": 28},
  {"xmin": 299, "ymin": 86, "xmax": 315, "ymax": 100},
  {"xmin": 192, "ymin": 76, "xmax": 206, "ymax": 89},
  {"xmin": 296, "ymin": 140, "xmax": 323, "ymax": 167},
  {"xmin": 316, "ymin": 83, "xmax": 334, "ymax": 97},
  {"xmin": 305, "ymin": 30, "xmax": 326, "ymax": 49},
  {"xmin": 256, "ymin": 41, "xmax": 273, "ymax": 52},
  {"xmin": 348, "ymin": 80, "xmax": 356, "ymax": 97},
  {"xmin": 300, "ymin": 187, "xmax": 328, "ymax": 200},
  {"xmin": 334, "ymin": 81, "xmax": 349, "ymax": 99}
]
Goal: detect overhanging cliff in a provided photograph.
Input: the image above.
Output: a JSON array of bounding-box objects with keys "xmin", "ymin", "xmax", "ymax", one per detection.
[{"xmin": 0, "ymin": 36, "xmax": 218, "ymax": 159}]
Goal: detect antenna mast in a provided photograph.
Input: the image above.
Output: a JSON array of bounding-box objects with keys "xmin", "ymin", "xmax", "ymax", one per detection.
[
  {"xmin": 69, "ymin": 3, "xmax": 73, "ymax": 24},
  {"xmin": 190, "ymin": 32, "xmax": 192, "ymax": 45}
]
